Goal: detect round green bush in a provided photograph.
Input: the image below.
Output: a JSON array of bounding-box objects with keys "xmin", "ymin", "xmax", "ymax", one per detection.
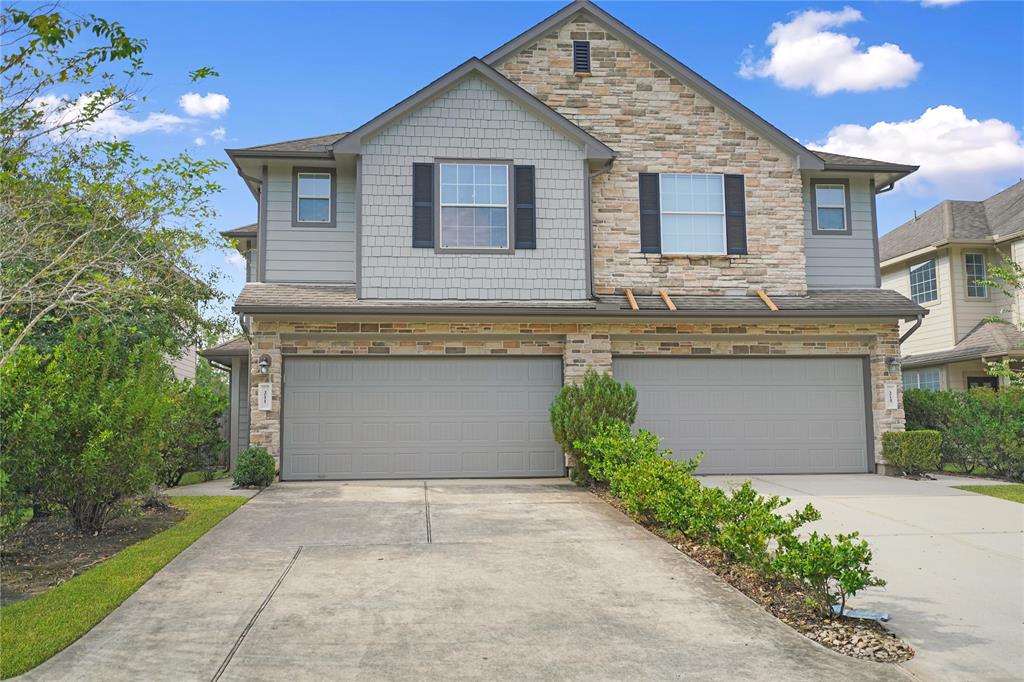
[
  {"xmin": 882, "ymin": 430, "xmax": 942, "ymax": 476},
  {"xmin": 233, "ymin": 447, "xmax": 276, "ymax": 488}
]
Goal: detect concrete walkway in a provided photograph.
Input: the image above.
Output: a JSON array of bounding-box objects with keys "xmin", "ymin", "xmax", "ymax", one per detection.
[
  {"xmin": 21, "ymin": 480, "xmax": 907, "ymax": 681},
  {"xmin": 702, "ymin": 474, "xmax": 1024, "ymax": 682}
]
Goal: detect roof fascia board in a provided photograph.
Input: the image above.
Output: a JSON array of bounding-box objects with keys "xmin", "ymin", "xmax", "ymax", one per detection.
[
  {"xmin": 881, "ymin": 233, "xmax": 1024, "ymax": 268},
  {"xmin": 227, "ymin": 149, "xmax": 333, "ymax": 160},
  {"xmin": 482, "ymin": 1, "xmax": 824, "ymax": 170},
  {"xmin": 334, "ymin": 58, "xmax": 613, "ymax": 160},
  {"xmin": 880, "ymin": 244, "xmax": 941, "ymax": 269}
]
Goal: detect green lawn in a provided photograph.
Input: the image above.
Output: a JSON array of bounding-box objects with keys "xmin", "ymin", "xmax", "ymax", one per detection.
[
  {"xmin": 176, "ymin": 469, "xmax": 230, "ymax": 487},
  {"xmin": 941, "ymin": 462, "xmax": 997, "ymax": 477},
  {"xmin": 0, "ymin": 495, "xmax": 246, "ymax": 679},
  {"xmin": 954, "ymin": 484, "xmax": 1024, "ymax": 504}
]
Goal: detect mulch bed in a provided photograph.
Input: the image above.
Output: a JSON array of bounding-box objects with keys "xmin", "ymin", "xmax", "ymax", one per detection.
[
  {"xmin": 0, "ymin": 503, "xmax": 186, "ymax": 606},
  {"xmin": 592, "ymin": 488, "xmax": 915, "ymax": 664}
]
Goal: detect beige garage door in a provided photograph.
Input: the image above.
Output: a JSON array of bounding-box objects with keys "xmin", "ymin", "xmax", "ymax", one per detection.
[
  {"xmin": 612, "ymin": 357, "xmax": 871, "ymax": 474},
  {"xmin": 282, "ymin": 357, "xmax": 564, "ymax": 480}
]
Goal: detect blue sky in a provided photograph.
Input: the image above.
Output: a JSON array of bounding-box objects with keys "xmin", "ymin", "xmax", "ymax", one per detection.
[{"xmin": 59, "ymin": 1, "xmax": 1024, "ymax": 306}]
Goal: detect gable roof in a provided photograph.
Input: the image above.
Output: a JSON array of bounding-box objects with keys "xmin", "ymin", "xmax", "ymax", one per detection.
[
  {"xmin": 333, "ymin": 58, "xmax": 614, "ymax": 160},
  {"xmin": 483, "ymin": 0, "xmax": 825, "ymax": 170},
  {"xmin": 880, "ymin": 181, "xmax": 1024, "ymax": 263},
  {"xmin": 902, "ymin": 320, "xmax": 1024, "ymax": 368}
]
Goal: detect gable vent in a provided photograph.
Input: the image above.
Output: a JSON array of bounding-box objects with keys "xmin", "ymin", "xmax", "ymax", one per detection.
[{"xmin": 573, "ymin": 40, "xmax": 591, "ymax": 73}]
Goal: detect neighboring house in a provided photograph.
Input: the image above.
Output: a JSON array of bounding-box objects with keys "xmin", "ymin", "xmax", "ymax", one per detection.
[
  {"xmin": 202, "ymin": 0, "xmax": 926, "ymax": 480},
  {"xmin": 880, "ymin": 181, "xmax": 1024, "ymax": 391},
  {"xmin": 169, "ymin": 345, "xmax": 198, "ymax": 381}
]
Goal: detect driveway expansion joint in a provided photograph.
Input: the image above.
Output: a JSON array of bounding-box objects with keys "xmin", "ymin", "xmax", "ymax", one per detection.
[
  {"xmin": 211, "ymin": 545, "xmax": 303, "ymax": 682},
  {"xmin": 423, "ymin": 481, "xmax": 433, "ymax": 543}
]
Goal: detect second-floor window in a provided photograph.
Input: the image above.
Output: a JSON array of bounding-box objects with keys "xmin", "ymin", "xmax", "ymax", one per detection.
[
  {"xmin": 811, "ymin": 181, "xmax": 849, "ymax": 233},
  {"xmin": 439, "ymin": 163, "xmax": 509, "ymax": 250},
  {"xmin": 965, "ymin": 253, "xmax": 987, "ymax": 298},
  {"xmin": 909, "ymin": 259, "xmax": 938, "ymax": 304},
  {"xmin": 294, "ymin": 170, "xmax": 334, "ymax": 226},
  {"xmin": 660, "ymin": 173, "xmax": 726, "ymax": 255}
]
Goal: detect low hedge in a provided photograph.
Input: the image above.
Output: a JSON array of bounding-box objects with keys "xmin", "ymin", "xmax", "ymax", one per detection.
[
  {"xmin": 576, "ymin": 421, "xmax": 884, "ymax": 618},
  {"xmin": 904, "ymin": 386, "xmax": 1024, "ymax": 480},
  {"xmin": 882, "ymin": 430, "xmax": 942, "ymax": 476}
]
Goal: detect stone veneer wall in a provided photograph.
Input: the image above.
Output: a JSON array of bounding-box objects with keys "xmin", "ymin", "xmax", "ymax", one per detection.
[
  {"xmin": 494, "ymin": 17, "xmax": 807, "ymax": 297},
  {"xmin": 248, "ymin": 318, "xmax": 904, "ymax": 471}
]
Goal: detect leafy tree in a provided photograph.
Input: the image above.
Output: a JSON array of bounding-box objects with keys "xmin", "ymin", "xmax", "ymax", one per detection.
[
  {"xmin": 0, "ymin": 5, "xmax": 230, "ymax": 364},
  {"xmin": 981, "ymin": 257, "xmax": 1024, "ymax": 385},
  {"xmin": 157, "ymin": 374, "xmax": 228, "ymax": 488}
]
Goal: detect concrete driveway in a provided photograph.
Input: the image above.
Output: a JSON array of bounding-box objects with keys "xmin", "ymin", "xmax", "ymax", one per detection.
[
  {"xmin": 702, "ymin": 474, "xmax": 1024, "ymax": 682},
  {"xmin": 22, "ymin": 480, "xmax": 907, "ymax": 682}
]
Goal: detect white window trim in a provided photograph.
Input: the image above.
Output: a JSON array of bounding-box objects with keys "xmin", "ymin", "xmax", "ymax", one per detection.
[
  {"xmin": 964, "ymin": 252, "xmax": 988, "ymax": 299},
  {"xmin": 904, "ymin": 367, "xmax": 942, "ymax": 391},
  {"xmin": 814, "ymin": 183, "xmax": 848, "ymax": 231},
  {"xmin": 659, "ymin": 173, "xmax": 727, "ymax": 256},
  {"xmin": 909, "ymin": 258, "xmax": 939, "ymax": 305},
  {"xmin": 437, "ymin": 162, "xmax": 511, "ymax": 252},
  {"xmin": 294, "ymin": 171, "xmax": 334, "ymax": 225}
]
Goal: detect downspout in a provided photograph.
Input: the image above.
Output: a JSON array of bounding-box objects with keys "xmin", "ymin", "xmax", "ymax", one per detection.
[
  {"xmin": 587, "ymin": 160, "xmax": 614, "ymax": 300},
  {"xmin": 900, "ymin": 314, "xmax": 924, "ymax": 343}
]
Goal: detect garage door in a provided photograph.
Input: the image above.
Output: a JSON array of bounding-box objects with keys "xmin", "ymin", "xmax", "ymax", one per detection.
[
  {"xmin": 613, "ymin": 357, "xmax": 870, "ymax": 474},
  {"xmin": 282, "ymin": 357, "xmax": 564, "ymax": 480}
]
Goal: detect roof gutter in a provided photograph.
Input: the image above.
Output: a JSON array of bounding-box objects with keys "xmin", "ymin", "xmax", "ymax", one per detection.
[{"xmin": 899, "ymin": 314, "xmax": 924, "ymax": 344}]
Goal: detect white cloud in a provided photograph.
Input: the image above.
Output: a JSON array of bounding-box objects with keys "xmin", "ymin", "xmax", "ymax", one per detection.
[
  {"xmin": 194, "ymin": 136, "xmax": 206, "ymax": 146},
  {"xmin": 811, "ymin": 105, "xmax": 1024, "ymax": 196},
  {"xmin": 921, "ymin": 0, "xmax": 965, "ymax": 6},
  {"xmin": 209, "ymin": 126, "xmax": 227, "ymax": 141},
  {"xmin": 178, "ymin": 92, "xmax": 230, "ymax": 118},
  {"xmin": 224, "ymin": 251, "xmax": 246, "ymax": 271},
  {"xmin": 33, "ymin": 93, "xmax": 188, "ymax": 139},
  {"xmin": 739, "ymin": 7, "xmax": 922, "ymax": 95}
]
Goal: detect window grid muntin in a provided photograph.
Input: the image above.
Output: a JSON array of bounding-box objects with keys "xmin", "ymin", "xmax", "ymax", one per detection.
[
  {"xmin": 296, "ymin": 172, "xmax": 332, "ymax": 223},
  {"xmin": 909, "ymin": 259, "xmax": 938, "ymax": 304},
  {"xmin": 903, "ymin": 368, "xmax": 941, "ymax": 391},
  {"xmin": 814, "ymin": 183, "xmax": 847, "ymax": 231},
  {"xmin": 659, "ymin": 173, "xmax": 726, "ymax": 255},
  {"xmin": 439, "ymin": 163, "xmax": 509, "ymax": 250},
  {"xmin": 965, "ymin": 253, "xmax": 987, "ymax": 298}
]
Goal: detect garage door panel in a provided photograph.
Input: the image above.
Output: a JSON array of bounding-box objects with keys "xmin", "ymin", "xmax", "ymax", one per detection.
[
  {"xmin": 613, "ymin": 357, "xmax": 869, "ymax": 475},
  {"xmin": 283, "ymin": 357, "xmax": 564, "ymax": 480}
]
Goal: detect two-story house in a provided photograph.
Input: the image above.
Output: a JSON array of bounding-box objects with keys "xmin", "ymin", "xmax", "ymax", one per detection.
[
  {"xmin": 880, "ymin": 181, "xmax": 1024, "ymax": 391},
  {"xmin": 202, "ymin": 0, "xmax": 926, "ymax": 480}
]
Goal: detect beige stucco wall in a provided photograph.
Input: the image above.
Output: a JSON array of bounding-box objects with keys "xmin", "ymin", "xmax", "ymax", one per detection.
[
  {"xmin": 494, "ymin": 17, "xmax": 807, "ymax": 297},
  {"xmin": 247, "ymin": 317, "xmax": 904, "ymax": 473}
]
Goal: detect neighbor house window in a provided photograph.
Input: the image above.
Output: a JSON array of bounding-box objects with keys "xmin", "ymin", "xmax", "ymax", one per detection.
[
  {"xmin": 903, "ymin": 367, "xmax": 941, "ymax": 391},
  {"xmin": 659, "ymin": 173, "xmax": 726, "ymax": 255},
  {"xmin": 811, "ymin": 181, "xmax": 849, "ymax": 233},
  {"xmin": 909, "ymin": 259, "xmax": 938, "ymax": 304},
  {"xmin": 293, "ymin": 169, "xmax": 335, "ymax": 226},
  {"xmin": 965, "ymin": 253, "xmax": 987, "ymax": 298},
  {"xmin": 439, "ymin": 163, "xmax": 509, "ymax": 250},
  {"xmin": 573, "ymin": 40, "xmax": 591, "ymax": 73}
]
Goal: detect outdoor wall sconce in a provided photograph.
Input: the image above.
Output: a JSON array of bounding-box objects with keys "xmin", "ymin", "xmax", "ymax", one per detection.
[
  {"xmin": 885, "ymin": 356, "xmax": 900, "ymax": 372},
  {"xmin": 258, "ymin": 354, "xmax": 272, "ymax": 375}
]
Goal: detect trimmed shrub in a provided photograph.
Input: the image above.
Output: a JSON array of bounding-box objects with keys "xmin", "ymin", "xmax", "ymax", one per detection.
[
  {"xmin": 716, "ymin": 482, "xmax": 820, "ymax": 573},
  {"xmin": 968, "ymin": 387, "xmax": 1024, "ymax": 481},
  {"xmin": 233, "ymin": 447, "xmax": 276, "ymax": 488},
  {"xmin": 574, "ymin": 421, "xmax": 661, "ymax": 483},
  {"xmin": 774, "ymin": 532, "xmax": 886, "ymax": 619},
  {"xmin": 549, "ymin": 370, "xmax": 637, "ymax": 483},
  {"xmin": 158, "ymin": 378, "xmax": 228, "ymax": 488},
  {"xmin": 882, "ymin": 430, "xmax": 942, "ymax": 476}
]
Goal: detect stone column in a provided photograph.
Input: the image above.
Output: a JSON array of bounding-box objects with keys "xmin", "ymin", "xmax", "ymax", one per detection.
[
  {"xmin": 562, "ymin": 331, "xmax": 612, "ymax": 385},
  {"xmin": 248, "ymin": 320, "xmax": 282, "ymax": 467},
  {"xmin": 869, "ymin": 325, "xmax": 905, "ymax": 475}
]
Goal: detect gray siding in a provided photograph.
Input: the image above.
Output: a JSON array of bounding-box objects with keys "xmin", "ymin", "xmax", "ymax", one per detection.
[
  {"xmin": 230, "ymin": 358, "xmax": 250, "ymax": 466},
  {"xmin": 263, "ymin": 160, "xmax": 356, "ymax": 283},
  {"xmin": 803, "ymin": 173, "xmax": 878, "ymax": 288},
  {"xmin": 359, "ymin": 76, "xmax": 588, "ymax": 300},
  {"xmin": 244, "ymin": 239, "xmax": 256, "ymax": 282}
]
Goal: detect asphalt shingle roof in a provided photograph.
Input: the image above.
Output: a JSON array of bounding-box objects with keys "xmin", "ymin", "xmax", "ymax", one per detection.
[
  {"xmin": 902, "ymin": 320, "xmax": 1024, "ymax": 368},
  {"xmin": 221, "ymin": 223, "xmax": 257, "ymax": 239},
  {"xmin": 237, "ymin": 132, "xmax": 348, "ymax": 154},
  {"xmin": 880, "ymin": 181, "xmax": 1024, "ymax": 262},
  {"xmin": 812, "ymin": 151, "xmax": 917, "ymax": 173},
  {"xmin": 199, "ymin": 336, "xmax": 250, "ymax": 358}
]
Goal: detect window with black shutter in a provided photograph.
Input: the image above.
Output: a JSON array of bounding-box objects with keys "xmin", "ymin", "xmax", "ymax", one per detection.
[
  {"xmin": 573, "ymin": 41, "xmax": 591, "ymax": 73},
  {"xmin": 638, "ymin": 173, "xmax": 661, "ymax": 253},
  {"xmin": 724, "ymin": 174, "xmax": 748, "ymax": 255},
  {"xmin": 412, "ymin": 163, "xmax": 434, "ymax": 248}
]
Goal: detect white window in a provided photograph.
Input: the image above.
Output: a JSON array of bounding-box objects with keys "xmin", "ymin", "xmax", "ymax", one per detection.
[
  {"xmin": 439, "ymin": 163, "xmax": 509, "ymax": 250},
  {"xmin": 295, "ymin": 172, "xmax": 332, "ymax": 224},
  {"xmin": 660, "ymin": 173, "xmax": 725, "ymax": 254},
  {"xmin": 903, "ymin": 367, "xmax": 941, "ymax": 391},
  {"xmin": 965, "ymin": 253, "xmax": 987, "ymax": 298},
  {"xmin": 909, "ymin": 259, "xmax": 938, "ymax": 304},
  {"xmin": 813, "ymin": 183, "xmax": 848, "ymax": 231}
]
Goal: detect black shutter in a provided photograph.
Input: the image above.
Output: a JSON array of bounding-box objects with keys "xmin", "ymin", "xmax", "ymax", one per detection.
[
  {"xmin": 514, "ymin": 165, "xmax": 536, "ymax": 249},
  {"xmin": 573, "ymin": 41, "xmax": 591, "ymax": 73},
  {"xmin": 724, "ymin": 174, "xmax": 747, "ymax": 255},
  {"xmin": 412, "ymin": 163, "xmax": 434, "ymax": 248},
  {"xmin": 638, "ymin": 173, "xmax": 661, "ymax": 254}
]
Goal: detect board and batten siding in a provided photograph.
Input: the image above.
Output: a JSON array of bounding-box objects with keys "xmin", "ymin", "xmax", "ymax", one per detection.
[
  {"xmin": 803, "ymin": 173, "xmax": 879, "ymax": 288},
  {"xmin": 230, "ymin": 357, "xmax": 250, "ymax": 466},
  {"xmin": 262, "ymin": 160, "xmax": 356, "ymax": 283},
  {"xmin": 359, "ymin": 75, "xmax": 588, "ymax": 300},
  {"xmin": 882, "ymin": 249, "xmax": 955, "ymax": 355}
]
